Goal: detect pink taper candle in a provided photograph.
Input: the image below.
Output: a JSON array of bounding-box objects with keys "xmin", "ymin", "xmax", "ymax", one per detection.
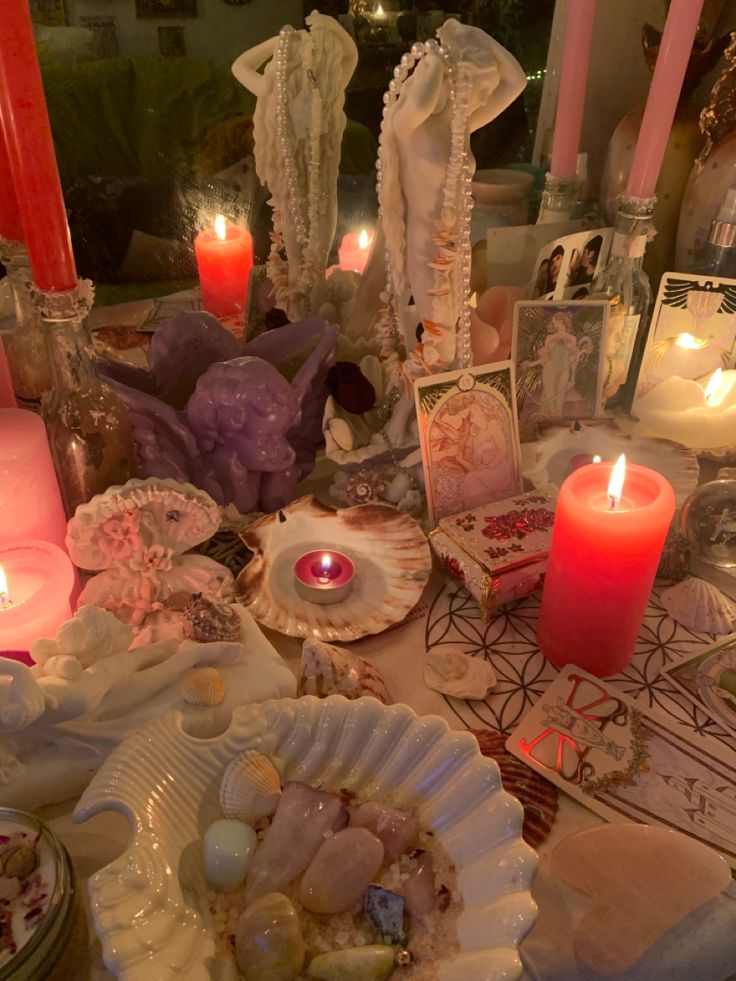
[
  {"xmin": 0, "ymin": 0, "xmax": 77, "ymax": 292},
  {"xmin": 625, "ymin": 0, "xmax": 705, "ymax": 198},
  {"xmin": 536, "ymin": 458, "xmax": 675, "ymax": 677},
  {"xmin": 550, "ymin": 0, "xmax": 596, "ymax": 179}
]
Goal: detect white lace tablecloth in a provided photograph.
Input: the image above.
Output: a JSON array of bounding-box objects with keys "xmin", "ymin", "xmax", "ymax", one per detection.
[{"xmin": 39, "ymin": 569, "xmax": 735, "ymax": 980}]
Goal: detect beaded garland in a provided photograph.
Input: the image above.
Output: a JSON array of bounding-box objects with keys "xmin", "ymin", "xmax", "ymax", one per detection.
[{"xmin": 376, "ymin": 37, "xmax": 475, "ymax": 383}]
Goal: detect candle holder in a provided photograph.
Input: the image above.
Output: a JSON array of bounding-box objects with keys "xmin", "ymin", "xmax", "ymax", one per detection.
[
  {"xmin": 536, "ymin": 174, "xmax": 581, "ymax": 225},
  {"xmin": 0, "ymin": 238, "xmax": 52, "ymax": 406},
  {"xmin": 34, "ymin": 280, "xmax": 136, "ymax": 517},
  {"xmin": 592, "ymin": 193, "xmax": 655, "ymax": 409}
]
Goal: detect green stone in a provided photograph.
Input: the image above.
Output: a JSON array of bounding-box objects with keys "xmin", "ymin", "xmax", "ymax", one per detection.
[{"xmin": 308, "ymin": 945, "xmax": 396, "ymax": 980}]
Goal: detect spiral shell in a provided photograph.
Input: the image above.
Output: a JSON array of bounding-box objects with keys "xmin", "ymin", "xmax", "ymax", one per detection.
[
  {"xmin": 219, "ymin": 751, "xmax": 281, "ymax": 823},
  {"xmin": 180, "ymin": 668, "xmax": 226, "ymax": 706}
]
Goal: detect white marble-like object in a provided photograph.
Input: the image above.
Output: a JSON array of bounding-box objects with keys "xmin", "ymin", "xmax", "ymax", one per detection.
[
  {"xmin": 232, "ymin": 11, "xmax": 357, "ymax": 320},
  {"xmin": 0, "ymin": 604, "xmax": 295, "ymax": 809}
]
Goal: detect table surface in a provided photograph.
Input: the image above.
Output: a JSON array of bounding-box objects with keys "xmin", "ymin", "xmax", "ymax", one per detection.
[{"xmin": 39, "ymin": 570, "xmax": 733, "ymax": 980}]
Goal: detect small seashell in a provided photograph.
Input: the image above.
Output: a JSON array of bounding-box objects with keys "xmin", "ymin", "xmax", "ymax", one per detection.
[
  {"xmin": 180, "ymin": 593, "xmax": 241, "ymax": 643},
  {"xmin": 298, "ymin": 639, "xmax": 392, "ymax": 703},
  {"xmin": 180, "ymin": 667, "xmax": 226, "ymax": 706},
  {"xmin": 220, "ymin": 750, "xmax": 282, "ymax": 823},
  {"xmin": 657, "ymin": 530, "xmax": 690, "ymax": 583},
  {"xmin": 423, "ymin": 647, "xmax": 496, "ymax": 699},
  {"xmin": 660, "ymin": 576, "xmax": 736, "ymax": 634}
]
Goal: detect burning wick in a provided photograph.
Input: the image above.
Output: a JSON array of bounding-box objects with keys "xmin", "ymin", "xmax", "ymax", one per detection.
[
  {"xmin": 608, "ymin": 453, "xmax": 626, "ymax": 510},
  {"xmin": 214, "ymin": 214, "xmax": 227, "ymax": 241},
  {"xmin": 593, "ymin": 455, "xmax": 602, "ymax": 464},
  {"xmin": 0, "ymin": 566, "xmax": 12, "ymax": 611},
  {"xmin": 312, "ymin": 552, "xmax": 341, "ymax": 582}
]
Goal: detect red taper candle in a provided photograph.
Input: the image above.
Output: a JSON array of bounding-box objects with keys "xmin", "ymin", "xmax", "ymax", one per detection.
[{"xmin": 0, "ymin": 130, "xmax": 23, "ymax": 244}]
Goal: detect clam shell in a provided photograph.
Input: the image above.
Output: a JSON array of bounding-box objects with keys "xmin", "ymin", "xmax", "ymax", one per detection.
[
  {"xmin": 424, "ymin": 647, "xmax": 497, "ymax": 700},
  {"xmin": 67, "ymin": 477, "xmax": 222, "ymax": 571},
  {"xmin": 219, "ymin": 750, "xmax": 281, "ymax": 823},
  {"xmin": 235, "ymin": 495, "xmax": 431, "ymax": 641},
  {"xmin": 298, "ymin": 638, "xmax": 392, "ymax": 703},
  {"xmin": 180, "ymin": 667, "xmax": 226, "ymax": 706},
  {"xmin": 660, "ymin": 577, "xmax": 736, "ymax": 634}
]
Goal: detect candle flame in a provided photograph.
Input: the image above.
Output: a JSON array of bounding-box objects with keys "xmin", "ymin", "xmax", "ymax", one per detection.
[
  {"xmin": 703, "ymin": 367, "xmax": 735, "ymax": 406},
  {"xmin": 320, "ymin": 553, "xmax": 332, "ymax": 574},
  {"xmin": 593, "ymin": 455, "xmax": 601, "ymax": 463},
  {"xmin": 214, "ymin": 214, "xmax": 227, "ymax": 241},
  {"xmin": 358, "ymin": 228, "xmax": 370, "ymax": 250},
  {"xmin": 675, "ymin": 331, "xmax": 707, "ymax": 350},
  {"xmin": 608, "ymin": 453, "xmax": 626, "ymax": 508},
  {"xmin": 375, "ymin": 2, "xmax": 385, "ymax": 14}
]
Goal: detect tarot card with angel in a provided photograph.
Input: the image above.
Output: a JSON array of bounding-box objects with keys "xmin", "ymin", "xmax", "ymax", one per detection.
[
  {"xmin": 634, "ymin": 273, "xmax": 736, "ymax": 400},
  {"xmin": 512, "ymin": 300, "xmax": 608, "ymax": 437},
  {"xmin": 415, "ymin": 362, "xmax": 523, "ymax": 524}
]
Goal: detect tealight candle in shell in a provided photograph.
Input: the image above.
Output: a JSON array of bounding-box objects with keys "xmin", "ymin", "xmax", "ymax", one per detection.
[{"xmin": 294, "ymin": 550, "xmax": 355, "ymax": 605}]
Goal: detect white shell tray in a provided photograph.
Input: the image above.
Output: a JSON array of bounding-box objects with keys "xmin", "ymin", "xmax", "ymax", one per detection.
[{"xmin": 74, "ymin": 696, "xmax": 538, "ymax": 981}]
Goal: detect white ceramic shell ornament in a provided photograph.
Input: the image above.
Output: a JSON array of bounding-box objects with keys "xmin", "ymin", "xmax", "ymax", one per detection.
[
  {"xmin": 660, "ymin": 577, "xmax": 736, "ymax": 635},
  {"xmin": 219, "ymin": 750, "xmax": 282, "ymax": 823},
  {"xmin": 66, "ymin": 478, "xmax": 233, "ymax": 630}
]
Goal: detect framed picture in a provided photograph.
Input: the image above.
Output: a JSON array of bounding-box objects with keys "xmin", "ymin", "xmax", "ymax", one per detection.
[
  {"xmin": 158, "ymin": 25, "xmax": 186, "ymax": 57},
  {"xmin": 29, "ymin": 0, "xmax": 66, "ymax": 26},
  {"xmin": 136, "ymin": 0, "xmax": 196, "ymax": 19}
]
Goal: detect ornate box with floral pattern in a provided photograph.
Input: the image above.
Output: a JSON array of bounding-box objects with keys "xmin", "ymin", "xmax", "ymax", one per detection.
[{"xmin": 429, "ymin": 489, "xmax": 558, "ymax": 621}]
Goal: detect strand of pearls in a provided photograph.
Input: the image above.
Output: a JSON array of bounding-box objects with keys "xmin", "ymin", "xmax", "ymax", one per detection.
[
  {"xmin": 274, "ymin": 26, "xmax": 308, "ymax": 249},
  {"xmin": 375, "ymin": 37, "xmax": 474, "ymax": 374}
]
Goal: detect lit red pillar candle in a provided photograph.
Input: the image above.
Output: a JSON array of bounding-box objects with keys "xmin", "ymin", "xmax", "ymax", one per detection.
[
  {"xmin": 194, "ymin": 215, "xmax": 254, "ymax": 323},
  {"xmin": 537, "ymin": 455, "xmax": 675, "ymax": 677},
  {"xmin": 0, "ymin": 0, "xmax": 77, "ymax": 292}
]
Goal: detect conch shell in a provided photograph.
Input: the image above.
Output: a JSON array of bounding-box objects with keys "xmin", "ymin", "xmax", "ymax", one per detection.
[
  {"xmin": 298, "ymin": 639, "xmax": 392, "ymax": 703},
  {"xmin": 423, "ymin": 647, "xmax": 496, "ymax": 700}
]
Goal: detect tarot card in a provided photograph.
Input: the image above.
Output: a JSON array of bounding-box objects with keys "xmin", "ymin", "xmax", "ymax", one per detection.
[
  {"xmin": 634, "ymin": 272, "xmax": 736, "ymax": 400},
  {"xmin": 512, "ymin": 300, "xmax": 609, "ymax": 436},
  {"xmin": 665, "ymin": 634, "xmax": 736, "ymax": 737},
  {"xmin": 507, "ymin": 665, "xmax": 736, "ymax": 868},
  {"xmin": 414, "ymin": 362, "xmax": 523, "ymax": 524}
]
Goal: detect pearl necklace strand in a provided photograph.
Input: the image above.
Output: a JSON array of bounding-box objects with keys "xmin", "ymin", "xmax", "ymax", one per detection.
[
  {"xmin": 376, "ymin": 38, "xmax": 475, "ymax": 375},
  {"xmin": 270, "ymin": 25, "xmax": 323, "ymax": 313}
]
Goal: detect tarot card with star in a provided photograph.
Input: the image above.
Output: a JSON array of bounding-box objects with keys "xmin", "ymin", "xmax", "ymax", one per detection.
[
  {"xmin": 414, "ymin": 361, "xmax": 523, "ymax": 524},
  {"xmin": 634, "ymin": 272, "xmax": 736, "ymax": 400},
  {"xmin": 507, "ymin": 665, "xmax": 736, "ymax": 867}
]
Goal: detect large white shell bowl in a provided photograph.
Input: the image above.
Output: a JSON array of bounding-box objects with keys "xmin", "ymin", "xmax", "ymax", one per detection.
[{"xmin": 73, "ymin": 696, "xmax": 538, "ymax": 981}]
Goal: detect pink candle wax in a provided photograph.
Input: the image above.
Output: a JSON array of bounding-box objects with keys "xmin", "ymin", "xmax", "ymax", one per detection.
[
  {"xmin": 194, "ymin": 216, "xmax": 253, "ymax": 322},
  {"xmin": 0, "ymin": 408, "xmax": 67, "ymax": 550},
  {"xmin": 293, "ymin": 549, "xmax": 355, "ymax": 605},
  {"xmin": 536, "ymin": 458, "xmax": 675, "ymax": 677},
  {"xmin": 550, "ymin": 0, "xmax": 596, "ymax": 179},
  {"xmin": 625, "ymin": 0, "xmax": 705, "ymax": 198},
  {"xmin": 0, "ymin": 541, "xmax": 74, "ymax": 651},
  {"xmin": 338, "ymin": 229, "xmax": 374, "ymax": 274},
  {"xmin": 0, "ymin": 0, "xmax": 77, "ymax": 291}
]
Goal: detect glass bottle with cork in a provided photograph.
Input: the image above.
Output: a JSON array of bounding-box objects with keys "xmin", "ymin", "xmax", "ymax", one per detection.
[{"xmin": 694, "ymin": 187, "xmax": 736, "ymax": 277}]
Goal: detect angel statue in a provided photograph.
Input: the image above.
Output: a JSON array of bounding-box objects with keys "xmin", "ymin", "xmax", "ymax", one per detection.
[
  {"xmin": 379, "ymin": 18, "xmax": 526, "ymax": 373},
  {"xmin": 232, "ymin": 11, "xmax": 358, "ymax": 321},
  {"xmin": 110, "ymin": 314, "xmax": 338, "ymax": 514}
]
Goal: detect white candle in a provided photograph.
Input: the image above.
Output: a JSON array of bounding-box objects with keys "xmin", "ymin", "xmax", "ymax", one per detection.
[{"xmin": 633, "ymin": 368, "xmax": 736, "ymax": 449}]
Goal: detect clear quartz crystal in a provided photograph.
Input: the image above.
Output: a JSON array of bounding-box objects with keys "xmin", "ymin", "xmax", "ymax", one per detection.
[
  {"xmin": 37, "ymin": 283, "xmax": 136, "ymax": 516},
  {"xmin": 536, "ymin": 174, "xmax": 581, "ymax": 224},
  {"xmin": 591, "ymin": 194, "xmax": 654, "ymax": 408},
  {"xmin": 0, "ymin": 240, "xmax": 52, "ymax": 406}
]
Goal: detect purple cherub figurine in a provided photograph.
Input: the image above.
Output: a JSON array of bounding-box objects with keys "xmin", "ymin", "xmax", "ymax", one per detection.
[{"xmin": 112, "ymin": 315, "xmax": 338, "ymax": 513}]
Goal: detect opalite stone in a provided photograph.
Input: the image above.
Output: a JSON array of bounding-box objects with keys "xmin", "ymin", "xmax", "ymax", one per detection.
[
  {"xmin": 299, "ymin": 827, "xmax": 384, "ymax": 914},
  {"xmin": 202, "ymin": 819, "xmax": 257, "ymax": 892}
]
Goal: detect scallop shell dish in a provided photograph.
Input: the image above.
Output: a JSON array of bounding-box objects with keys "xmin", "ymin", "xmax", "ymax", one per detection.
[
  {"xmin": 66, "ymin": 477, "xmax": 233, "ymax": 627},
  {"xmin": 235, "ymin": 495, "xmax": 431, "ymax": 641}
]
